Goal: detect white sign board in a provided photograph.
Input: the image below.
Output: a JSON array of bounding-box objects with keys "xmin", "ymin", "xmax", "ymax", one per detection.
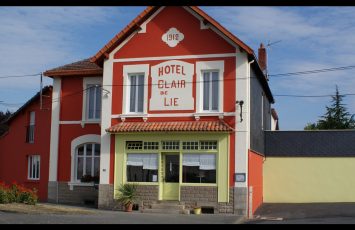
[
  {"xmin": 150, "ymin": 60, "xmax": 194, "ymax": 111},
  {"xmin": 161, "ymin": 27, "xmax": 184, "ymax": 48}
]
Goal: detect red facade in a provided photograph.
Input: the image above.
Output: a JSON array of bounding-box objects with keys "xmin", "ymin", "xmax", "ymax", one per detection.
[
  {"xmin": 0, "ymin": 87, "xmax": 52, "ymax": 201},
  {"xmin": 109, "ymin": 6, "xmax": 237, "ymax": 186},
  {"xmin": 57, "ymin": 76, "xmax": 101, "ymax": 182},
  {"xmin": 248, "ymin": 149, "xmax": 264, "ymax": 215}
]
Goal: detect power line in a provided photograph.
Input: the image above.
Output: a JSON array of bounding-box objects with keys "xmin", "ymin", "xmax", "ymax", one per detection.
[
  {"xmin": 274, "ymin": 93, "xmax": 355, "ymax": 98},
  {"xmin": 0, "ymin": 73, "xmax": 41, "ymax": 79},
  {"xmin": 269, "ymin": 65, "xmax": 355, "ymax": 77}
]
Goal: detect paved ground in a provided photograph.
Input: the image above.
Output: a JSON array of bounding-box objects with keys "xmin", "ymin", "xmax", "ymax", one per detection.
[
  {"xmin": 245, "ymin": 203, "xmax": 355, "ymax": 224},
  {"xmin": 0, "ymin": 204, "xmax": 245, "ymax": 224}
]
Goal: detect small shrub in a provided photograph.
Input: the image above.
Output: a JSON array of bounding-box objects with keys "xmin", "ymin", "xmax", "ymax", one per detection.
[{"xmin": 0, "ymin": 182, "xmax": 38, "ymax": 205}]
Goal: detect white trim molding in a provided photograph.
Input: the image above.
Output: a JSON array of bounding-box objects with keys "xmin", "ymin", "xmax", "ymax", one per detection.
[
  {"xmin": 49, "ymin": 78, "xmax": 61, "ymax": 182},
  {"xmin": 82, "ymin": 77, "xmax": 103, "ymax": 128},
  {"xmin": 114, "ymin": 53, "xmax": 236, "ymax": 63},
  {"xmin": 100, "ymin": 58, "xmax": 114, "ymax": 184},
  {"xmin": 70, "ymin": 134, "xmax": 101, "ymax": 189},
  {"xmin": 111, "ymin": 112, "xmax": 235, "ymax": 119},
  {"xmin": 235, "ymin": 50, "xmax": 250, "ymax": 188},
  {"xmin": 196, "ymin": 60, "xmax": 224, "ymax": 114},
  {"xmin": 122, "ymin": 64, "xmax": 149, "ymax": 115},
  {"xmin": 60, "ymin": 120, "xmax": 101, "ymax": 125}
]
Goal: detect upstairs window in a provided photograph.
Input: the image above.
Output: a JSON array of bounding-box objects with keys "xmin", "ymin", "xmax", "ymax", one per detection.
[
  {"xmin": 28, "ymin": 155, "xmax": 40, "ymax": 180},
  {"xmin": 202, "ymin": 71, "xmax": 219, "ymax": 112},
  {"xmin": 26, "ymin": 111, "xmax": 35, "ymax": 143},
  {"xmin": 129, "ymin": 74, "xmax": 144, "ymax": 113},
  {"xmin": 86, "ymin": 84, "xmax": 101, "ymax": 120}
]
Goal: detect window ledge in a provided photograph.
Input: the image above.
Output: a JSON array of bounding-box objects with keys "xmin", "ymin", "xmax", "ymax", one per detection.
[
  {"xmin": 80, "ymin": 120, "xmax": 101, "ymax": 128},
  {"xmin": 193, "ymin": 112, "xmax": 224, "ymax": 120},
  {"xmin": 119, "ymin": 114, "xmax": 148, "ymax": 122},
  {"xmin": 68, "ymin": 182, "xmax": 96, "ymax": 190}
]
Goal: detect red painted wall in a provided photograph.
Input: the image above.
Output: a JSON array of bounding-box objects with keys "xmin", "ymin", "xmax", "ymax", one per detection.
[
  {"xmin": 115, "ymin": 7, "xmax": 235, "ymax": 59},
  {"xmin": 248, "ymin": 149, "xmax": 264, "ymax": 215},
  {"xmin": 0, "ymin": 89, "xmax": 52, "ymax": 201},
  {"xmin": 110, "ymin": 6, "xmax": 238, "ymax": 187},
  {"xmin": 57, "ymin": 77, "xmax": 101, "ymax": 182}
]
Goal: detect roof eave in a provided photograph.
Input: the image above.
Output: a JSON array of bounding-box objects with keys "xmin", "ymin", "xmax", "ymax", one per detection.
[{"xmin": 43, "ymin": 69, "xmax": 103, "ymax": 78}]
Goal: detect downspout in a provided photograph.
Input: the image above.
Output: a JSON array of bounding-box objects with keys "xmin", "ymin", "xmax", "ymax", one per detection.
[{"xmin": 247, "ymin": 59, "xmax": 254, "ymax": 218}]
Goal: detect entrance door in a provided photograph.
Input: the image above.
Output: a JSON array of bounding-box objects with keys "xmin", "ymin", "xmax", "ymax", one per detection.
[{"xmin": 162, "ymin": 154, "xmax": 180, "ymax": 200}]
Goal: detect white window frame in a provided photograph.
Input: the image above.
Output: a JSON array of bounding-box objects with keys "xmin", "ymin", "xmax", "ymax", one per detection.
[
  {"xmin": 70, "ymin": 135, "xmax": 101, "ymax": 185},
  {"xmin": 196, "ymin": 61, "xmax": 224, "ymax": 113},
  {"xmin": 28, "ymin": 155, "xmax": 40, "ymax": 180},
  {"xmin": 28, "ymin": 111, "xmax": 35, "ymax": 143},
  {"xmin": 122, "ymin": 64, "xmax": 149, "ymax": 115},
  {"xmin": 82, "ymin": 77, "xmax": 103, "ymax": 123},
  {"xmin": 74, "ymin": 143, "xmax": 100, "ymax": 182}
]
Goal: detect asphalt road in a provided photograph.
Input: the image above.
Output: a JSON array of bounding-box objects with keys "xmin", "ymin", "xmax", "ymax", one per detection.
[
  {"xmin": 245, "ymin": 203, "xmax": 355, "ymax": 224},
  {"xmin": 0, "ymin": 209, "xmax": 244, "ymax": 224}
]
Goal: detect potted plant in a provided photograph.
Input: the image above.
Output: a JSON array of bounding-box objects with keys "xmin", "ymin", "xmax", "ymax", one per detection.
[
  {"xmin": 116, "ymin": 183, "xmax": 137, "ymax": 212},
  {"xmin": 193, "ymin": 206, "xmax": 202, "ymax": 215}
]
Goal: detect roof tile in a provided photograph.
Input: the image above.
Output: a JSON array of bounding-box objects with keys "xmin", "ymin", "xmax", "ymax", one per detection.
[{"xmin": 106, "ymin": 120, "xmax": 234, "ymax": 133}]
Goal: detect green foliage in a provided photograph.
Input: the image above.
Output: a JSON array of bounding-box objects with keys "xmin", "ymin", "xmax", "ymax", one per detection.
[
  {"xmin": 304, "ymin": 86, "xmax": 355, "ymax": 130},
  {"xmin": 116, "ymin": 183, "xmax": 137, "ymax": 207},
  {"xmin": 0, "ymin": 110, "xmax": 12, "ymax": 136},
  {"xmin": 0, "ymin": 182, "xmax": 38, "ymax": 205}
]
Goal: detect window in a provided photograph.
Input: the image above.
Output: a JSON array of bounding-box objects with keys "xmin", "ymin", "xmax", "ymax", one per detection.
[
  {"xmin": 202, "ymin": 71, "xmax": 219, "ymax": 111},
  {"xmin": 200, "ymin": 141, "xmax": 217, "ymax": 150},
  {"xmin": 75, "ymin": 143, "xmax": 100, "ymax": 182},
  {"xmin": 162, "ymin": 141, "xmax": 180, "ymax": 150},
  {"xmin": 126, "ymin": 154, "xmax": 158, "ymax": 182},
  {"xmin": 129, "ymin": 74, "xmax": 144, "ymax": 113},
  {"xmin": 26, "ymin": 111, "xmax": 35, "ymax": 143},
  {"xmin": 126, "ymin": 141, "xmax": 143, "ymax": 150},
  {"xmin": 86, "ymin": 84, "xmax": 101, "ymax": 120},
  {"xmin": 182, "ymin": 154, "xmax": 216, "ymax": 183},
  {"xmin": 28, "ymin": 155, "xmax": 40, "ymax": 180},
  {"xmin": 182, "ymin": 141, "xmax": 199, "ymax": 150},
  {"xmin": 143, "ymin": 142, "xmax": 159, "ymax": 150}
]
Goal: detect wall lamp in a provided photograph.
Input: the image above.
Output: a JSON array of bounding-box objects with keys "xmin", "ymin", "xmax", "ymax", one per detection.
[{"xmin": 236, "ymin": 100, "xmax": 244, "ymax": 122}]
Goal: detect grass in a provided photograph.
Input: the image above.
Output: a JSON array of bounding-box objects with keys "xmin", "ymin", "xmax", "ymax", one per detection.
[{"xmin": 0, "ymin": 203, "xmax": 96, "ymax": 215}]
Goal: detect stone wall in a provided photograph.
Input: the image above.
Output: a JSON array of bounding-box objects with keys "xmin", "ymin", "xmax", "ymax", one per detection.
[
  {"xmin": 135, "ymin": 185, "xmax": 159, "ymax": 208},
  {"xmin": 180, "ymin": 186, "xmax": 234, "ymax": 214},
  {"xmin": 98, "ymin": 184, "xmax": 159, "ymax": 210},
  {"xmin": 234, "ymin": 187, "xmax": 248, "ymax": 216},
  {"xmin": 98, "ymin": 184, "xmax": 116, "ymax": 209},
  {"xmin": 57, "ymin": 182, "xmax": 98, "ymax": 206}
]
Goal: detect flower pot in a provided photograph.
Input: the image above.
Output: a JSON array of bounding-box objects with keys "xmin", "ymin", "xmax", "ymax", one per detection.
[
  {"xmin": 193, "ymin": 207, "xmax": 201, "ymax": 215},
  {"xmin": 125, "ymin": 203, "xmax": 133, "ymax": 212}
]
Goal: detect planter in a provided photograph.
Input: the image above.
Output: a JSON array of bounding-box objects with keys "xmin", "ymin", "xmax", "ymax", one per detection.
[
  {"xmin": 125, "ymin": 203, "xmax": 133, "ymax": 212},
  {"xmin": 193, "ymin": 207, "xmax": 201, "ymax": 215}
]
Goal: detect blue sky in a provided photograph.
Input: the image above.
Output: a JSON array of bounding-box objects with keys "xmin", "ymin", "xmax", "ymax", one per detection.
[{"xmin": 0, "ymin": 6, "xmax": 355, "ymax": 130}]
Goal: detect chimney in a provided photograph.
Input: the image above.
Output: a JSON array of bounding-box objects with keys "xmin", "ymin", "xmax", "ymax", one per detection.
[{"xmin": 258, "ymin": 43, "xmax": 267, "ymax": 76}]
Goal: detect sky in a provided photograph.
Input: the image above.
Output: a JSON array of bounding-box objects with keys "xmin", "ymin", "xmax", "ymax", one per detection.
[{"xmin": 0, "ymin": 6, "xmax": 355, "ymax": 130}]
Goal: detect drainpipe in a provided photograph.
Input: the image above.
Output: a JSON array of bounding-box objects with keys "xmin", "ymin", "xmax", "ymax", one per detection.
[{"xmin": 246, "ymin": 59, "xmax": 254, "ymax": 218}]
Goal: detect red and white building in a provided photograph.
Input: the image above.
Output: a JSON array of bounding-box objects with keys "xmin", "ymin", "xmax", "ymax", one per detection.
[
  {"xmin": 0, "ymin": 6, "xmax": 274, "ymax": 216},
  {"xmin": 0, "ymin": 86, "xmax": 52, "ymax": 201}
]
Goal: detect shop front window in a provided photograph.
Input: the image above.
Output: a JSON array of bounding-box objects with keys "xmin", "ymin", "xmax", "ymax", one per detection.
[
  {"xmin": 182, "ymin": 154, "xmax": 216, "ymax": 183},
  {"xmin": 127, "ymin": 153, "xmax": 158, "ymax": 182}
]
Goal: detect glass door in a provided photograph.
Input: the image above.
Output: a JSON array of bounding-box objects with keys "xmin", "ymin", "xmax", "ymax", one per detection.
[{"xmin": 162, "ymin": 154, "xmax": 180, "ymax": 200}]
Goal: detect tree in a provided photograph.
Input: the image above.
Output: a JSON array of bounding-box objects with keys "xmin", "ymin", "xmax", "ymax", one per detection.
[
  {"xmin": 304, "ymin": 85, "xmax": 355, "ymax": 130},
  {"xmin": 0, "ymin": 110, "xmax": 12, "ymax": 136}
]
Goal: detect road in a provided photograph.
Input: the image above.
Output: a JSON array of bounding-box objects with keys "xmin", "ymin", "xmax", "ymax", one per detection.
[{"xmin": 0, "ymin": 209, "xmax": 244, "ymax": 224}]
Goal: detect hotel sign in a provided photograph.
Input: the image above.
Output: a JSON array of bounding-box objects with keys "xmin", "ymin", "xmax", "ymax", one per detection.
[{"xmin": 150, "ymin": 60, "xmax": 194, "ymax": 111}]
